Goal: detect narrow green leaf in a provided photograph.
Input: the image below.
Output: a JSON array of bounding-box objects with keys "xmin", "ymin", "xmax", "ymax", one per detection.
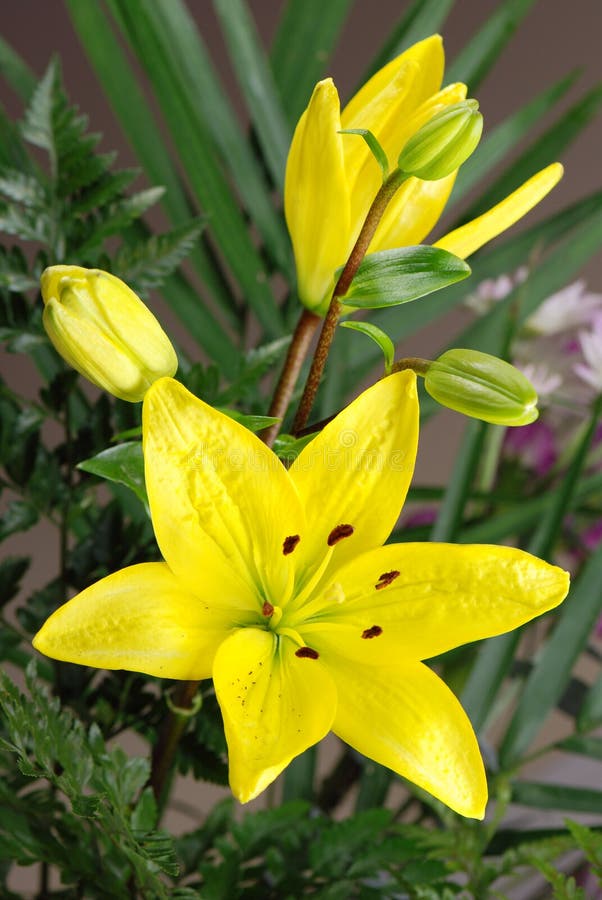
[
  {"xmin": 512, "ymin": 781, "xmax": 602, "ymax": 814},
  {"xmin": 108, "ymin": 0, "xmax": 284, "ymax": 336},
  {"xmin": 579, "ymin": 674, "xmax": 602, "ymax": 733},
  {"xmin": 339, "ymin": 321, "xmax": 395, "ymax": 374},
  {"xmin": 270, "ymin": 0, "xmax": 353, "ymax": 125},
  {"xmin": 339, "ymin": 129, "xmax": 389, "ymax": 181},
  {"xmin": 430, "ymin": 419, "xmax": 486, "ymax": 542},
  {"xmin": 281, "ymin": 747, "xmax": 317, "ymax": 803},
  {"xmin": 342, "ymin": 246, "xmax": 471, "ymax": 309},
  {"xmin": 213, "ymin": 0, "xmax": 291, "ymax": 192},
  {"xmin": 355, "ymin": 761, "xmax": 392, "ymax": 812},
  {"xmin": 446, "ymin": 0, "xmax": 538, "ymax": 90},
  {"xmin": 558, "ymin": 736, "xmax": 602, "ymax": 760},
  {"xmin": 65, "ymin": 0, "xmax": 241, "ymax": 326},
  {"xmin": 461, "ymin": 85, "xmax": 602, "ymax": 222},
  {"xmin": 122, "ymin": 0, "xmax": 292, "ymax": 277},
  {"xmin": 452, "ymin": 71, "xmax": 579, "ymax": 205},
  {"xmin": 0, "ymin": 35, "xmax": 36, "ymax": 100},
  {"xmin": 361, "ymin": 0, "xmax": 454, "ymax": 82},
  {"xmin": 77, "ymin": 442, "xmax": 147, "ymax": 507},
  {"xmin": 501, "ymin": 540, "xmax": 602, "ymax": 768},
  {"xmin": 216, "ymin": 410, "xmax": 280, "ymax": 433},
  {"xmin": 272, "ymin": 432, "xmax": 316, "ymax": 461}
]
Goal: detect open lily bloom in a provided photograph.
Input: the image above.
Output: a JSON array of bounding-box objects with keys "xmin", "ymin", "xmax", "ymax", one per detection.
[
  {"xmin": 33, "ymin": 374, "xmax": 569, "ymax": 818},
  {"xmin": 285, "ymin": 34, "xmax": 563, "ymax": 313}
]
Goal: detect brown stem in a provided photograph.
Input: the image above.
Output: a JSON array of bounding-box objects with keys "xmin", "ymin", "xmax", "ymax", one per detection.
[
  {"xmin": 150, "ymin": 679, "xmax": 200, "ymax": 811},
  {"xmin": 260, "ymin": 308, "xmax": 321, "ymax": 447},
  {"xmin": 292, "ymin": 170, "xmax": 406, "ymax": 434}
]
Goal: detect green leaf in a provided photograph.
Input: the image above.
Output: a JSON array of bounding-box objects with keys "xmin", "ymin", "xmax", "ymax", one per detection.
[
  {"xmin": 107, "ymin": 0, "xmax": 284, "ymax": 336},
  {"xmin": 558, "ymin": 736, "xmax": 602, "ymax": 760},
  {"xmin": 461, "ymin": 85, "xmax": 602, "ymax": 222},
  {"xmin": 430, "ymin": 419, "xmax": 486, "ymax": 542},
  {"xmin": 452, "ymin": 71, "xmax": 579, "ymax": 205},
  {"xmin": 501, "ymin": 541, "xmax": 602, "ymax": 767},
  {"xmin": 342, "ymin": 246, "xmax": 470, "ymax": 309},
  {"xmin": 0, "ymin": 166, "xmax": 45, "ymax": 207},
  {"xmin": 0, "ymin": 500, "xmax": 38, "ymax": 541},
  {"xmin": 0, "ymin": 35, "xmax": 36, "ymax": 100},
  {"xmin": 77, "ymin": 442, "xmax": 147, "ymax": 507},
  {"xmin": 512, "ymin": 781, "xmax": 602, "ymax": 814},
  {"xmin": 272, "ymin": 432, "xmax": 316, "ymax": 461},
  {"xmin": 216, "ymin": 409, "xmax": 280, "ymax": 433},
  {"xmin": 212, "ymin": 0, "xmax": 291, "ymax": 192},
  {"xmin": 446, "ymin": 0, "xmax": 538, "ymax": 90},
  {"xmin": 270, "ymin": 0, "xmax": 353, "ymax": 125},
  {"xmin": 339, "ymin": 321, "xmax": 395, "ymax": 374},
  {"xmin": 360, "ymin": 0, "xmax": 454, "ymax": 82},
  {"xmin": 114, "ymin": 219, "xmax": 205, "ymax": 294},
  {"xmin": 0, "ymin": 556, "xmax": 29, "ymax": 608},
  {"xmin": 339, "ymin": 129, "xmax": 389, "ymax": 181},
  {"xmin": 578, "ymin": 674, "xmax": 602, "ymax": 733}
]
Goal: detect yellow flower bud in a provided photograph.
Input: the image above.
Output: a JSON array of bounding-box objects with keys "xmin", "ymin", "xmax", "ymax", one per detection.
[
  {"xmin": 397, "ymin": 100, "xmax": 483, "ymax": 181},
  {"xmin": 424, "ymin": 349, "xmax": 538, "ymax": 425},
  {"xmin": 41, "ymin": 265, "xmax": 178, "ymax": 402}
]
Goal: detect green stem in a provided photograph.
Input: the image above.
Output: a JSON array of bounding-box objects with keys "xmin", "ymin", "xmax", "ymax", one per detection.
[
  {"xmin": 391, "ymin": 356, "xmax": 431, "ymax": 376},
  {"xmin": 292, "ymin": 170, "xmax": 406, "ymax": 434},
  {"xmin": 150, "ymin": 679, "xmax": 201, "ymax": 813}
]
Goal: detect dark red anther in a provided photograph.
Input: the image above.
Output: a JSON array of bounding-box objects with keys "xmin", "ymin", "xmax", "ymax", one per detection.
[
  {"xmin": 283, "ymin": 534, "xmax": 301, "ymax": 555},
  {"xmin": 375, "ymin": 570, "xmax": 400, "ymax": 590},
  {"xmin": 362, "ymin": 625, "xmax": 383, "ymax": 640},
  {"xmin": 327, "ymin": 524, "xmax": 354, "ymax": 546},
  {"xmin": 295, "ymin": 646, "xmax": 319, "ymax": 659},
  {"xmin": 262, "ymin": 601, "xmax": 274, "ymax": 617}
]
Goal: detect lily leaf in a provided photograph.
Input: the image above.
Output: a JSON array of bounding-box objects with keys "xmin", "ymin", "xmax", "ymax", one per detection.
[
  {"xmin": 216, "ymin": 409, "xmax": 280, "ymax": 433},
  {"xmin": 341, "ymin": 246, "xmax": 471, "ymax": 309},
  {"xmin": 339, "ymin": 321, "xmax": 395, "ymax": 374},
  {"xmin": 339, "ymin": 129, "xmax": 389, "ymax": 182},
  {"xmin": 78, "ymin": 442, "xmax": 147, "ymax": 507}
]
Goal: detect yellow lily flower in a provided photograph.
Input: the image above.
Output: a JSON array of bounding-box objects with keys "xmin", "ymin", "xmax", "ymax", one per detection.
[
  {"xmin": 285, "ymin": 34, "xmax": 563, "ymax": 313},
  {"xmin": 33, "ymin": 374, "xmax": 569, "ymax": 817}
]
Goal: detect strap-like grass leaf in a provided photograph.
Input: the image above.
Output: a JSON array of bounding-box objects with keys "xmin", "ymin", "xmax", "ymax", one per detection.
[
  {"xmin": 579, "ymin": 674, "xmax": 602, "ymax": 733},
  {"xmin": 106, "ymin": 0, "xmax": 284, "ymax": 337},
  {"xmin": 339, "ymin": 321, "xmax": 395, "ymax": 374},
  {"xmin": 0, "ymin": 35, "xmax": 36, "ymax": 100},
  {"xmin": 511, "ymin": 782, "xmax": 602, "ymax": 814},
  {"xmin": 341, "ymin": 246, "xmax": 471, "ymax": 309},
  {"xmin": 270, "ymin": 0, "xmax": 353, "ymax": 125},
  {"xmin": 446, "ymin": 0, "xmax": 538, "ymax": 90},
  {"xmin": 430, "ymin": 419, "xmax": 486, "ymax": 542},
  {"xmin": 500, "ymin": 538, "xmax": 602, "ymax": 768},
  {"xmin": 452, "ymin": 71, "xmax": 579, "ymax": 206},
  {"xmin": 360, "ymin": 0, "xmax": 454, "ymax": 82},
  {"xmin": 461, "ymin": 85, "xmax": 602, "ymax": 222},
  {"xmin": 213, "ymin": 0, "xmax": 291, "ymax": 193}
]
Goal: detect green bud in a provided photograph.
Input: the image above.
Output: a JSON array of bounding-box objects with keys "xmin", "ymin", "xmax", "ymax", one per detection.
[
  {"xmin": 397, "ymin": 100, "xmax": 483, "ymax": 181},
  {"xmin": 424, "ymin": 349, "xmax": 538, "ymax": 425},
  {"xmin": 41, "ymin": 265, "xmax": 178, "ymax": 402}
]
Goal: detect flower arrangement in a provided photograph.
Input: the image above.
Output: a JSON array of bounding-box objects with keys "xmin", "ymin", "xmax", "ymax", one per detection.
[{"xmin": 1, "ymin": 3, "xmax": 601, "ymax": 897}]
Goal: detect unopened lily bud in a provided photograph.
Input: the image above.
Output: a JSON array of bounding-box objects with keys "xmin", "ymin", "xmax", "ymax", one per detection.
[
  {"xmin": 41, "ymin": 265, "xmax": 178, "ymax": 402},
  {"xmin": 397, "ymin": 100, "xmax": 483, "ymax": 181},
  {"xmin": 424, "ymin": 348, "xmax": 538, "ymax": 425}
]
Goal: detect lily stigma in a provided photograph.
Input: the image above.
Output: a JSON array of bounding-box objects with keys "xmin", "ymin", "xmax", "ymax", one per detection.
[{"xmin": 33, "ymin": 374, "xmax": 569, "ymax": 818}]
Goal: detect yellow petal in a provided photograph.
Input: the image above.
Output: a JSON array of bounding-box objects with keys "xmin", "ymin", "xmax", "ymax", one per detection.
[
  {"xmin": 434, "ymin": 163, "xmax": 564, "ymax": 259},
  {"xmin": 299, "ymin": 543, "xmax": 569, "ymax": 663},
  {"xmin": 284, "ymin": 79, "xmax": 351, "ymax": 312},
  {"xmin": 329, "ymin": 655, "xmax": 487, "ymax": 818},
  {"xmin": 32, "ymin": 563, "xmax": 235, "ymax": 680},
  {"xmin": 288, "ymin": 372, "xmax": 419, "ymax": 584},
  {"xmin": 341, "ymin": 35, "xmax": 444, "ymax": 132},
  {"xmin": 369, "ymin": 173, "xmax": 457, "ymax": 252},
  {"xmin": 143, "ymin": 378, "xmax": 305, "ymax": 605},
  {"xmin": 213, "ymin": 628, "xmax": 337, "ymax": 802},
  {"xmin": 368, "ymin": 84, "xmax": 466, "ymax": 252}
]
